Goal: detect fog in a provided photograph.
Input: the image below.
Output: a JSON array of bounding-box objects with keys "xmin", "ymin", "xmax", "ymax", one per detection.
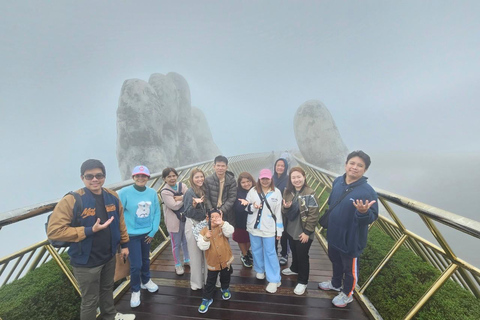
[{"xmin": 1, "ymin": 1, "xmax": 479, "ymax": 263}]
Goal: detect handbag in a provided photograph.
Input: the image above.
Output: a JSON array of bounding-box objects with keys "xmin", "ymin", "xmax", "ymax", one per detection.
[
  {"xmin": 114, "ymin": 252, "xmax": 130, "ymax": 282},
  {"xmin": 319, "ymin": 187, "xmax": 355, "ymax": 229}
]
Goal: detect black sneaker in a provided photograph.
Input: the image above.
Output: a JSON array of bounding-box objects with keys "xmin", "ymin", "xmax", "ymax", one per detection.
[
  {"xmin": 247, "ymin": 250, "xmax": 253, "ymax": 260},
  {"xmin": 241, "ymin": 255, "xmax": 253, "ymax": 268},
  {"xmin": 279, "ymin": 255, "xmax": 288, "ymax": 266}
]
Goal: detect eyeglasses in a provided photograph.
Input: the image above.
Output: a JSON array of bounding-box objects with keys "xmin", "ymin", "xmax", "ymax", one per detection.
[{"xmin": 83, "ymin": 173, "xmax": 106, "ymax": 180}]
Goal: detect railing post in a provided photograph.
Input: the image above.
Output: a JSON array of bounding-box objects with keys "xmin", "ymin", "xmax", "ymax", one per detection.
[
  {"xmin": 44, "ymin": 244, "xmax": 81, "ymax": 295},
  {"xmin": 404, "ymin": 263, "xmax": 458, "ymax": 320},
  {"xmin": 359, "ymin": 234, "xmax": 408, "ymax": 294}
]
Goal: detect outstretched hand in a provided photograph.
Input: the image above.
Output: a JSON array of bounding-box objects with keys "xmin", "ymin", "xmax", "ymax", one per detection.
[
  {"xmin": 238, "ymin": 198, "xmax": 249, "ymax": 206},
  {"xmin": 92, "ymin": 216, "xmax": 114, "ymax": 232},
  {"xmin": 283, "ymin": 199, "xmax": 292, "ymax": 208},
  {"xmin": 353, "ymin": 199, "xmax": 377, "ymax": 214}
]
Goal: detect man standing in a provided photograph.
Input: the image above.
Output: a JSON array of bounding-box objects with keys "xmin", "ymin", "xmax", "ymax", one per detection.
[
  {"xmin": 204, "ymin": 155, "xmax": 237, "ymax": 227},
  {"xmin": 318, "ymin": 151, "xmax": 378, "ymax": 308},
  {"xmin": 47, "ymin": 159, "xmax": 135, "ymax": 320}
]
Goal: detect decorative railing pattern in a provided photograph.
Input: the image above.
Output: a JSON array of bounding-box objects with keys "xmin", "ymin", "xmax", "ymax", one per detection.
[
  {"xmin": 295, "ymin": 155, "xmax": 480, "ymax": 320},
  {"xmin": 0, "ymin": 152, "xmax": 274, "ymax": 300},
  {"xmin": 2, "ymin": 152, "xmax": 479, "ymax": 319}
]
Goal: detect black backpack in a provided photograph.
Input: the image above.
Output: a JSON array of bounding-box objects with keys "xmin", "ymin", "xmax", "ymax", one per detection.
[
  {"xmin": 161, "ymin": 183, "xmax": 186, "ymax": 222},
  {"xmin": 45, "ymin": 191, "xmax": 83, "ymax": 248}
]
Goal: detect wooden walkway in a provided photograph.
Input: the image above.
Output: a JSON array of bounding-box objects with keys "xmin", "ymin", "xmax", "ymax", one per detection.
[{"xmin": 115, "ymin": 240, "xmax": 369, "ymax": 319}]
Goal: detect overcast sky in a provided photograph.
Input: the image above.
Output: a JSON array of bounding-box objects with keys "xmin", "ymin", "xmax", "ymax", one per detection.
[{"xmin": 1, "ymin": 1, "xmax": 479, "ymax": 260}]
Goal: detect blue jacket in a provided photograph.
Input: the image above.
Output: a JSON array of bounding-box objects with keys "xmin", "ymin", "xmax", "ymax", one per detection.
[
  {"xmin": 48, "ymin": 187, "xmax": 129, "ymax": 266},
  {"xmin": 326, "ymin": 175, "xmax": 378, "ymax": 257},
  {"xmin": 273, "ymin": 158, "xmax": 289, "ymax": 194}
]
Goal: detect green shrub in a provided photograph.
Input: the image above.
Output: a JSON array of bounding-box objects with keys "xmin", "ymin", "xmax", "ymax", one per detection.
[
  {"xmin": 0, "ymin": 255, "xmax": 80, "ymax": 320},
  {"xmin": 360, "ymin": 227, "xmax": 480, "ymax": 319}
]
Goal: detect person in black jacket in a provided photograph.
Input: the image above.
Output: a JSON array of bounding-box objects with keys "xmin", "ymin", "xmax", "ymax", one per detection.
[
  {"xmin": 233, "ymin": 172, "xmax": 256, "ymax": 267},
  {"xmin": 204, "ymin": 155, "xmax": 237, "ymax": 227},
  {"xmin": 273, "ymin": 158, "xmax": 290, "ymax": 265}
]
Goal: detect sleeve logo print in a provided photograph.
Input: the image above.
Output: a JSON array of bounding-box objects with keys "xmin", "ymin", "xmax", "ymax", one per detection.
[{"xmin": 106, "ymin": 204, "xmax": 117, "ymax": 212}]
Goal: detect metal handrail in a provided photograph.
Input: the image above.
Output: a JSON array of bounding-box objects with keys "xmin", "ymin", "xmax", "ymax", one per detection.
[
  {"xmin": 3, "ymin": 151, "xmax": 478, "ymax": 319},
  {"xmin": 294, "ymin": 155, "xmax": 480, "ymax": 320},
  {"xmin": 0, "ymin": 152, "xmax": 274, "ymax": 295}
]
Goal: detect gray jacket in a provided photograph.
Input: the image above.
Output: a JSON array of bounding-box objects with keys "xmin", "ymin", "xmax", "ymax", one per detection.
[{"xmin": 204, "ymin": 171, "xmax": 237, "ymax": 227}]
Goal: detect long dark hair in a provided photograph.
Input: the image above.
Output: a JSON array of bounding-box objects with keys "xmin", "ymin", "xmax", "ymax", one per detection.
[
  {"xmin": 189, "ymin": 168, "xmax": 206, "ymax": 197},
  {"xmin": 285, "ymin": 167, "xmax": 309, "ymax": 194}
]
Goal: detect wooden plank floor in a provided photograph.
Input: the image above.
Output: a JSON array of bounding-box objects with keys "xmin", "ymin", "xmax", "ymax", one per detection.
[{"xmin": 115, "ymin": 240, "xmax": 369, "ymax": 319}]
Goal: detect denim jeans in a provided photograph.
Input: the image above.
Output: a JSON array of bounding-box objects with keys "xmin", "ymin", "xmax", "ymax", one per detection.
[{"xmin": 128, "ymin": 233, "xmax": 152, "ymax": 292}]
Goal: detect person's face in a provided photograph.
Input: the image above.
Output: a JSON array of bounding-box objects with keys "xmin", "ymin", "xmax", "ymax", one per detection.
[
  {"xmin": 81, "ymin": 168, "xmax": 105, "ymax": 195},
  {"xmin": 193, "ymin": 172, "xmax": 205, "ymax": 187},
  {"xmin": 275, "ymin": 161, "xmax": 285, "ymax": 175},
  {"xmin": 345, "ymin": 156, "xmax": 367, "ymax": 183},
  {"xmin": 240, "ymin": 178, "xmax": 253, "ymax": 191},
  {"xmin": 214, "ymin": 161, "xmax": 227, "ymax": 177},
  {"xmin": 210, "ymin": 212, "xmax": 222, "ymax": 226},
  {"xmin": 290, "ymin": 171, "xmax": 305, "ymax": 190},
  {"xmin": 133, "ymin": 174, "xmax": 149, "ymax": 187},
  {"xmin": 260, "ymin": 178, "xmax": 271, "ymax": 188},
  {"xmin": 164, "ymin": 171, "xmax": 178, "ymax": 186}
]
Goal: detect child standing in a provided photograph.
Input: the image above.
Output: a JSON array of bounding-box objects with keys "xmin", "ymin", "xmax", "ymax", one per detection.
[{"xmin": 196, "ymin": 209, "xmax": 234, "ymax": 313}]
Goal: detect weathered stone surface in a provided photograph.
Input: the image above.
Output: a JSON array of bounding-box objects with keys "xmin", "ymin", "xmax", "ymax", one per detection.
[
  {"xmin": 117, "ymin": 72, "xmax": 220, "ymax": 180},
  {"xmin": 294, "ymin": 100, "xmax": 349, "ymax": 174}
]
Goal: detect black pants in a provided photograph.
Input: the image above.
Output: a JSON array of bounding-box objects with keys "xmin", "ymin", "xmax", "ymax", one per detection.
[
  {"xmin": 276, "ymin": 231, "xmax": 289, "ymax": 257},
  {"xmin": 203, "ymin": 266, "xmax": 231, "ymax": 300},
  {"xmin": 287, "ymin": 234, "xmax": 313, "ymax": 285},
  {"xmin": 328, "ymin": 245, "xmax": 359, "ymax": 297}
]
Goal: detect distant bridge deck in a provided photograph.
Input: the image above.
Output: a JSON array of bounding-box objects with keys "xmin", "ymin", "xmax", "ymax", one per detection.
[{"xmin": 114, "ymin": 239, "xmax": 369, "ymax": 319}]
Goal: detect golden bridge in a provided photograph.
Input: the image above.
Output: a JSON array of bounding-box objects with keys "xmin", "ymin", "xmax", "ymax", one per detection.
[{"xmin": 1, "ymin": 153, "xmax": 479, "ymax": 319}]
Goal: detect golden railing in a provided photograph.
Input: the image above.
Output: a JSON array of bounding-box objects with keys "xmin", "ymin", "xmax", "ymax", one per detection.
[
  {"xmin": 295, "ymin": 155, "xmax": 480, "ymax": 320},
  {"xmin": 0, "ymin": 152, "xmax": 274, "ymax": 302},
  {"xmin": 4, "ymin": 151, "xmax": 478, "ymax": 319}
]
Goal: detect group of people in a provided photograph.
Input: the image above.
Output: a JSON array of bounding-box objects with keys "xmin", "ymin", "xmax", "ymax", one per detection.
[{"xmin": 47, "ymin": 150, "xmax": 378, "ymax": 319}]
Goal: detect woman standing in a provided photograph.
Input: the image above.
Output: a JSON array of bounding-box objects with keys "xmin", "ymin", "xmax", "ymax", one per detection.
[
  {"xmin": 273, "ymin": 158, "xmax": 289, "ymax": 266},
  {"xmin": 233, "ymin": 172, "xmax": 256, "ymax": 268},
  {"xmin": 246, "ymin": 169, "xmax": 284, "ymax": 293},
  {"xmin": 118, "ymin": 165, "xmax": 161, "ymax": 308},
  {"xmin": 161, "ymin": 167, "xmax": 190, "ymax": 276},
  {"xmin": 183, "ymin": 168, "xmax": 209, "ymax": 290},
  {"xmin": 281, "ymin": 167, "xmax": 319, "ymax": 295}
]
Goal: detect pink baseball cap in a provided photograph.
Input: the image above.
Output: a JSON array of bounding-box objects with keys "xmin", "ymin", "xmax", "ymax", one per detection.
[
  {"xmin": 132, "ymin": 165, "xmax": 151, "ymax": 177},
  {"xmin": 259, "ymin": 169, "xmax": 272, "ymax": 179}
]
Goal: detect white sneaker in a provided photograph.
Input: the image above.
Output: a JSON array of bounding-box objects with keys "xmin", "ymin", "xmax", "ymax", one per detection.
[
  {"xmin": 130, "ymin": 291, "xmax": 140, "ymax": 308},
  {"xmin": 294, "ymin": 283, "xmax": 307, "ymax": 295},
  {"xmin": 281, "ymin": 268, "xmax": 298, "ymax": 276},
  {"xmin": 266, "ymin": 282, "xmax": 281, "ymax": 293},
  {"xmin": 332, "ymin": 292, "xmax": 353, "ymax": 307},
  {"xmin": 256, "ymin": 272, "xmax": 265, "ymax": 280},
  {"xmin": 115, "ymin": 312, "xmax": 136, "ymax": 320},
  {"xmin": 140, "ymin": 279, "xmax": 159, "ymax": 292},
  {"xmin": 175, "ymin": 265, "xmax": 184, "ymax": 275},
  {"xmin": 318, "ymin": 280, "xmax": 341, "ymax": 291}
]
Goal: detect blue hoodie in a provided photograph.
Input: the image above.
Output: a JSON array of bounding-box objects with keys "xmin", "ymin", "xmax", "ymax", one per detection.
[{"xmin": 326, "ymin": 174, "xmax": 378, "ymax": 257}]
